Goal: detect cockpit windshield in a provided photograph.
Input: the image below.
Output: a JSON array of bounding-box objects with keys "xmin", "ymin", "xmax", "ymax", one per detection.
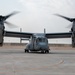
[{"xmin": 37, "ymin": 38, "xmax": 46, "ymax": 42}]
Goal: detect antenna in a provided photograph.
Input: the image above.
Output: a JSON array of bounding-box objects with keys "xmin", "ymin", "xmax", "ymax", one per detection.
[
  {"xmin": 20, "ymin": 28, "xmax": 22, "ymax": 43},
  {"xmin": 44, "ymin": 28, "xmax": 46, "ymax": 34}
]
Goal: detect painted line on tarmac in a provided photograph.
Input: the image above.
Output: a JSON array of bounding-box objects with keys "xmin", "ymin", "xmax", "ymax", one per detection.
[
  {"xmin": 51, "ymin": 59, "xmax": 64, "ymax": 67},
  {"xmin": 11, "ymin": 59, "xmax": 64, "ymax": 72},
  {"xmin": 27, "ymin": 59, "xmax": 64, "ymax": 70}
]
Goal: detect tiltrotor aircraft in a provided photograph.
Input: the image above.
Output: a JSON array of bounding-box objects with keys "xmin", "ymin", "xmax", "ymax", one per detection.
[{"xmin": 0, "ymin": 12, "xmax": 75, "ymax": 53}]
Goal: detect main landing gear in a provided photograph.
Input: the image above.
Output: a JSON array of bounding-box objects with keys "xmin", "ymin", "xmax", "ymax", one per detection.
[
  {"xmin": 25, "ymin": 49, "xmax": 29, "ymax": 53},
  {"xmin": 24, "ymin": 49, "xmax": 49, "ymax": 54},
  {"xmin": 41, "ymin": 50, "xmax": 49, "ymax": 53}
]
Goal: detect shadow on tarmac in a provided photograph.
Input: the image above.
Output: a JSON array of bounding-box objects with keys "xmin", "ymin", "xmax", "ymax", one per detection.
[{"xmin": 0, "ymin": 49, "xmax": 75, "ymax": 55}]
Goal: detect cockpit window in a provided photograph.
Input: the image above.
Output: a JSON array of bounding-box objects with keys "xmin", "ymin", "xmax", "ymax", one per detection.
[{"xmin": 37, "ymin": 38, "xmax": 46, "ymax": 42}]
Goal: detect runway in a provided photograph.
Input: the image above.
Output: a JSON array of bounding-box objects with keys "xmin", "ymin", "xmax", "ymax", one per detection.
[{"xmin": 0, "ymin": 48, "xmax": 75, "ymax": 75}]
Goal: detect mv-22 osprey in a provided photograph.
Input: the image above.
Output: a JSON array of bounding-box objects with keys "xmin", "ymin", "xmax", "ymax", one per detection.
[{"xmin": 0, "ymin": 12, "xmax": 75, "ymax": 53}]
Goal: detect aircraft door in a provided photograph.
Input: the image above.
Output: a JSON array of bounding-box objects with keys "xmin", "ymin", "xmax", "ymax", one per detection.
[{"xmin": 32, "ymin": 37, "xmax": 39, "ymax": 50}]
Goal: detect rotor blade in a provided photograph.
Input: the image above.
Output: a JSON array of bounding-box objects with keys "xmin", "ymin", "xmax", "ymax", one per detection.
[
  {"xmin": 54, "ymin": 14, "xmax": 73, "ymax": 22},
  {"xmin": 4, "ymin": 21, "xmax": 18, "ymax": 28},
  {"xmin": 4, "ymin": 11, "xmax": 19, "ymax": 20}
]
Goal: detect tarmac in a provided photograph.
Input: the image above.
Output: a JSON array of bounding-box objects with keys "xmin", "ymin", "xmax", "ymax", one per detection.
[{"xmin": 0, "ymin": 46, "xmax": 75, "ymax": 75}]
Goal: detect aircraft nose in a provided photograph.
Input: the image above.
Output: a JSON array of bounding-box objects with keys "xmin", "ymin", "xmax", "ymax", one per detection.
[
  {"xmin": 38, "ymin": 43, "xmax": 47, "ymax": 49},
  {"xmin": 39, "ymin": 43, "xmax": 46, "ymax": 46}
]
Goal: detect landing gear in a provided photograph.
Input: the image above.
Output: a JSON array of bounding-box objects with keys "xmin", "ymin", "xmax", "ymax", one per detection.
[
  {"xmin": 25, "ymin": 49, "xmax": 29, "ymax": 53},
  {"xmin": 41, "ymin": 51, "xmax": 45, "ymax": 53},
  {"xmin": 41, "ymin": 50, "xmax": 49, "ymax": 53},
  {"xmin": 45, "ymin": 50, "xmax": 49, "ymax": 53}
]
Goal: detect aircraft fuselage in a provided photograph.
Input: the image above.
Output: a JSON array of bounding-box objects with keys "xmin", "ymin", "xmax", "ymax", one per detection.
[{"xmin": 25, "ymin": 33, "xmax": 50, "ymax": 53}]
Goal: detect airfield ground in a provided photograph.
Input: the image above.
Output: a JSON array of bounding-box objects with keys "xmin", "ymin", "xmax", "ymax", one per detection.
[
  {"xmin": 1, "ymin": 43, "xmax": 75, "ymax": 50},
  {"xmin": 0, "ymin": 44, "xmax": 75, "ymax": 75}
]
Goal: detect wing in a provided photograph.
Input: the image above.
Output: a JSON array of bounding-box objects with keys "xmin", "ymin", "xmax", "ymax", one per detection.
[
  {"xmin": 4, "ymin": 31, "xmax": 33, "ymax": 38},
  {"xmin": 21, "ymin": 38, "xmax": 29, "ymax": 40},
  {"xmin": 46, "ymin": 32, "xmax": 72, "ymax": 38}
]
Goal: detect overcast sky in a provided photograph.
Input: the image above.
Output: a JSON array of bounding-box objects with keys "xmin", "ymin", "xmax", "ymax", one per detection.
[{"xmin": 0, "ymin": 0, "xmax": 75, "ymax": 43}]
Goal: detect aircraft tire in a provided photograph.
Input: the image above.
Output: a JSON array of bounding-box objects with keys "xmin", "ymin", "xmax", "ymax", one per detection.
[
  {"xmin": 41, "ymin": 51, "xmax": 45, "ymax": 53},
  {"xmin": 25, "ymin": 49, "xmax": 29, "ymax": 53},
  {"xmin": 45, "ymin": 50, "xmax": 49, "ymax": 53}
]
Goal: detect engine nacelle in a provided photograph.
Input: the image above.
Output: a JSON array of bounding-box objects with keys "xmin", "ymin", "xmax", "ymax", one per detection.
[{"xmin": 0, "ymin": 25, "xmax": 4, "ymax": 46}]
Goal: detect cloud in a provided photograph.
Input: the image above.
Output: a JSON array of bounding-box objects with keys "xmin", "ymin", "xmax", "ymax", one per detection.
[
  {"xmin": 18, "ymin": 0, "xmax": 75, "ymax": 33},
  {"xmin": 18, "ymin": 0, "xmax": 75, "ymax": 14}
]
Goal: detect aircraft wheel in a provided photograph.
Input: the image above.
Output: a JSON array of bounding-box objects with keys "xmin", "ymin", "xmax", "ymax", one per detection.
[
  {"xmin": 41, "ymin": 50, "xmax": 45, "ymax": 53},
  {"xmin": 45, "ymin": 50, "xmax": 49, "ymax": 53},
  {"xmin": 25, "ymin": 49, "xmax": 29, "ymax": 53}
]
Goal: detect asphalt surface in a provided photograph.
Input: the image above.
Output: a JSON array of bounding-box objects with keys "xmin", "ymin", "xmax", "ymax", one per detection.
[{"xmin": 0, "ymin": 48, "xmax": 75, "ymax": 75}]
